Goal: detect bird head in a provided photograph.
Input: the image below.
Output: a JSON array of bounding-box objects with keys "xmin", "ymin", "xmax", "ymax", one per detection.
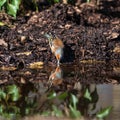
[
  {"xmin": 45, "ymin": 33, "xmax": 58, "ymax": 48},
  {"xmin": 44, "ymin": 33, "xmax": 57, "ymax": 43},
  {"xmin": 45, "ymin": 33, "xmax": 52, "ymax": 40}
]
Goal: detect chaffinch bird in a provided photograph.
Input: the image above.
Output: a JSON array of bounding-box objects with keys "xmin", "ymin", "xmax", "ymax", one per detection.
[{"xmin": 45, "ymin": 33, "xmax": 64, "ymax": 66}]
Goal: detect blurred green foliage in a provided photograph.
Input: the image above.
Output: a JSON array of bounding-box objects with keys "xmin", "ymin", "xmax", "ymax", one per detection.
[
  {"xmin": 0, "ymin": 84, "xmax": 20, "ymax": 119},
  {"xmin": 0, "ymin": 84, "xmax": 20, "ymax": 102},
  {"xmin": 0, "ymin": 0, "xmax": 21, "ymax": 18},
  {"xmin": 69, "ymin": 94, "xmax": 81, "ymax": 118},
  {"xmin": 84, "ymin": 88, "xmax": 92, "ymax": 101},
  {"xmin": 97, "ymin": 106, "xmax": 112, "ymax": 119},
  {"xmin": 49, "ymin": 0, "xmax": 60, "ymax": 3},
  {"xmin": 0, "ymin": 0, "xmax": 100, "ymax": 18},
  {"xmin": 0, "ymin": 84, "xmax": 112, "ymax": 120},
  {"xmin": 0, "ymin": 0, "xmax": 6, "ymax": 10}
]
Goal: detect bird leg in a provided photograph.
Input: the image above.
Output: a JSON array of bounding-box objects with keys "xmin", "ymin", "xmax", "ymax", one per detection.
[
  {"xmin": 57, "ymin": 60, "xmax": 60, "ymax": 66},
  {"xmin": 56, "ymin": 54, "xmax": 60, "ymax": 66}
]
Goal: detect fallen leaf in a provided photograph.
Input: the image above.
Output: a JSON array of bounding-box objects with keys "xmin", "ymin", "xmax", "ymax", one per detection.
[
  {"xmin": 0, "ymin": 66, "xmax": 16, "ymax": 71},
  {"xmin": 113, "ymin": 45, "xmax": 120, "ymax": 53},
  {"xmin": 20, "ymin": 36, "xmax": 27, "ymax": 43},
  {"xmin": 29, "ymin": 61, "xmax": 43, "ymax": 69},
  {"xmin": 80, "ymin": 59, "xmax": 105, "ymax": 63},
  {"xmin": 65, "ymin": 24, "xmax": 71, "ymax": 29},
  {"xmin": 0, "ymin": 39, "xmax": 8, "ymax": 47},
  {"xmin": 16, "ymin": 51, "xmax": 31, "ymax": 56},
  {"xmin": 110, "ymin": 32, "xmax": 119, "ymax": 39},
  {"xmin": 20, "ymin": 77, "xmax": 26, "ymax": 84},
  {"xmin": 113, "ymin": 67, "xmax": 120, "ymax": 74}
]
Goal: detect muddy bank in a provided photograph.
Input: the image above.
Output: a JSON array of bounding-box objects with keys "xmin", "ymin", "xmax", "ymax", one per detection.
[{"xmin": 0, "ymin": 2, "xmax": 120, "ymax": 67}]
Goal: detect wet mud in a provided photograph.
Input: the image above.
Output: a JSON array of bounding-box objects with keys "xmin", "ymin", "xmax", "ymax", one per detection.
[{"xmin": 0, "ymin": 63, "xmax": 120, "ymax": 86}]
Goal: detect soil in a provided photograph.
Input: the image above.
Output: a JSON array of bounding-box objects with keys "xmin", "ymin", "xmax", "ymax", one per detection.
[
  {"xmin": 0, "ymin": 0, "xmax": 120, "ymax": 67},
  {"xmin": 0, "ymin": 1, "xmax": 120, "ymax": 66}
]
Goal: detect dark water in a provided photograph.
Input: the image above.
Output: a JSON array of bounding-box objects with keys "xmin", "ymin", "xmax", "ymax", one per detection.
[{"xmin": 0, "ymin": 62, "xmax": 120, "ymax": 120}]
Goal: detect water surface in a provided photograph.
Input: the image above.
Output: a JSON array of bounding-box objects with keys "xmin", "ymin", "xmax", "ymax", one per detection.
[{"xmin": 0, "ymin": 63, "xmax": 120, "ymax": 120}]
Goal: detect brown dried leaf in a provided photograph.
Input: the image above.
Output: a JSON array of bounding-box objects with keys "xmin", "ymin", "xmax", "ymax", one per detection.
[
  {"xmin": 74, "ymin": 7, "xmax": 82, "ymax": 14},
  {"xmin": 0, "ymin": 39, "xmax": 8, "ymax": 47},
  {"xmin": 29, "ymin": 61, "xmax": 43, "ymax": 69},
  {"xmin": 113, "ymin": 45, "xmax": 120, "ymax": 53},
  {"xmin": 21, "ymin": 36, "xmax": 27, "ymax": 43},
  {"xmin": 24, "ymin": 71, "xmax": 31, "ymax": 75},
  {"xmin": 16, "ymin": 51, "xmax": 31, "ymax": 56},
  {"xmin": 39, "ymin": 47, "xmax": 47, "ymax": 51},
  {"xmin": 0, "ymin": 66, "xmax": 16, "ymax": 71},
  {"xmin": 113, "ymin": 67, "xmax": 120, "ymax": 73},
  {"xmin": 65, "ymin": 24, "xmax": 71, "ymax": 29},
  {"xmin": 20, "ymin": 77, "xmax": 26, "ymax": 84},
  {"xmin": 110, "ymin": 32, "xmax": 119, "ymax": 39},
  {"xmin": 111, "ymin": 80, "xmax": 118, "ymax": 84},
  {"xmin": 80, "ymin": 59, "xmax": 105, "ymax": 63}
]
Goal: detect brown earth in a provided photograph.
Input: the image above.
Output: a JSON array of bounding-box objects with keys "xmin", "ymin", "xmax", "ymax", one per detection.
[{"xmin": 0, "ymin": 1, "xmax": 120, "ymax": 68}]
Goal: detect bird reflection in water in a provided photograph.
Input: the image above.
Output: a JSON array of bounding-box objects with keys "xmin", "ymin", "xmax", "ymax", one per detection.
[{"xmin": 48, "ymin": 66, "xmax": 63, "ymax": 87}]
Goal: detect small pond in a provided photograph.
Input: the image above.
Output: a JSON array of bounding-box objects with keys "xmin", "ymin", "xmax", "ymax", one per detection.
[{"xmin": 0, "ymin": 62, "xmax": 120, "ymax": 120}]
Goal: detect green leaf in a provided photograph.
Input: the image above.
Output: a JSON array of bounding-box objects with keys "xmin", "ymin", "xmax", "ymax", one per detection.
[
  {"xmin": 7, "ymin": 3, "xmax": 17, "ymax": 18},
  {"xmin": 6, "ymin": 85, "xmax": 19, "ymax": 94},
  {"xmin": 97, "ymin": 106, "xmax": 112, "ymax": 119},
  {"xmin": 6, "ymin": 85, "xmax": 20, "ymax": 101},
  {"xmin": 47, "ymin": 91, "xmax": 56, "ymax": 99},
  {"xmin": 0, "ymin": 105, "xmax": 4, "ymax": 113},
  {"xmin": 0, "ymin": 89, "xmax": 6, "ymax": 100},
  {"xmin": 52, "ymin": 105, "xmax": 63, "ymax": 117},
  {"xmin": 69, "ymin": 104, "xmax": 81, "ymax": 118},
  {"xmin": 11, "ymin": 93, "xmax": 20, "ymax": 101},
  {"xmin": 84, "ymin": 88, "xmax": 92, "ymax": 101},
  {"xmin": 69, "ymin": 94, "xmax": 81, "ymax": 118},
  {"xmin": 11, "ymin": 0, "xmax": 21, "ymax": 10},
  {"xmin": 70, "ymin": 94, "xmax": 78, "ymax": 109},
  {"xmin": 9, "ymin": 106, "xmax": 20, "ymax": 113},
  {"xmin": 0, "ymin": 0, "xmax": 6, "ymax": 10},
  {"xmin": 54, "ymin": 0, "xmax": 60, "ymax": 3},
  {"xmin": 58, "ymin": 92, "xmax": 68, "ymax": 100},
  {"xmin": 41, "ymin": 111, "xmax": 50, "ymax": 116}
]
